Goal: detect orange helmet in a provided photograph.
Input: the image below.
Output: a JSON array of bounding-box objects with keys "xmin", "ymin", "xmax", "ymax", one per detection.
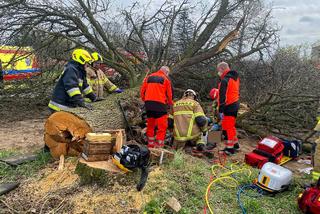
[{"xmin": 209, "ymin": 88, "xmax": 219, "ymax": 100}]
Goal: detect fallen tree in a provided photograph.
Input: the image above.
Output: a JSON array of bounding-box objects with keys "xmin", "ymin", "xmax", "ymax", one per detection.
[{"xmin": 44, "ymin": 88, "xmax": 143, "ymax": 158}]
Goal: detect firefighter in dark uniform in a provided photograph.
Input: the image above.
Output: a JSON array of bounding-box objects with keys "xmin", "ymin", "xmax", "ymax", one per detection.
[{"xmin": 48, "ymin": 49, "xmax": 96, "ymax": 112}]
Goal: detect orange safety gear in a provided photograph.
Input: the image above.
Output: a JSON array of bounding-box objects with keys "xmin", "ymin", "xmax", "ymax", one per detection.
[
  {"xmin": 146, "ymin": 114, "xmax": 168, "ymax": 147},
  {"xmin": 140, "ymin": 69, "xmax": 173, "ymax": 107},
  {"xmin": 218, "ymin": 69, "xmax": 240, "ymax": 114},
  {"xmin": 218, "ymin": 69, "xmax": 240, "ymax": 151}
]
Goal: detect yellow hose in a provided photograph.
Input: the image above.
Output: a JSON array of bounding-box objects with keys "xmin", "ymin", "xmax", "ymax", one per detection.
[{"xmin": 205, "ymin": 164, "xmax": 252, "ymax": 214}]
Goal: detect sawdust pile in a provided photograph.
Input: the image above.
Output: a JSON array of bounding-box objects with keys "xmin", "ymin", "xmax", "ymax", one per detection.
[{"xmin": 0, "ymin": 159, "xmax": 168, "ymax": 213}]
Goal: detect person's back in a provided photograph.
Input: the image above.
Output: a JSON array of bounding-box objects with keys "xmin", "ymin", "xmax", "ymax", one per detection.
[
  {"xmin": 140, "ymin": 66, "xmax": 173, "ymax": 148},
  {"xmin": 173, "ymin": 97, "xmax": 206, "ymax": 140},
  {"xmin": 141, "ymin": 68, "xmax": 173, "ymax": 115}
]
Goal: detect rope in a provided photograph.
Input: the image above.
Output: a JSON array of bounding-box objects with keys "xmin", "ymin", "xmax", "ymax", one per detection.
[
  {"xmin": 236, "ymin": 184, "xmax": 264, "ymax": 214},
  {"xmin": 204, "ymin": 163, "xmax": 252, "ymax": 214}
]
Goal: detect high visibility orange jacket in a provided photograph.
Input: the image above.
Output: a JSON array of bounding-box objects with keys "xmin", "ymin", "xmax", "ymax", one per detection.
[
  {"xmin": 218, "ymin": 69, "xmax": 240, "ymax": 115},
  {"xmin": 140, "ymin": 70, "xmax": 173, "ymax": 114}
]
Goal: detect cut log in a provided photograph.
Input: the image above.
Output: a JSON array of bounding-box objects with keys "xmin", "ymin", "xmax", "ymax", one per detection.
[
  {"xmin": 86, "ymin": 133, "xmax": 112, "ymax": 142},
  {"xmin": 44, "ymin": 111, "xmax": 92, "ymax": 159},
  {"xmin": 149, "ymin": 148, "xmax": 175, "ymax": 165},
  {"xmin": 75, "ymin": 158, "xmax": 125, "ymax": 185},
  {"xmin": 114, "ymin": 131, "xmax": 124, "ymax": 153}
]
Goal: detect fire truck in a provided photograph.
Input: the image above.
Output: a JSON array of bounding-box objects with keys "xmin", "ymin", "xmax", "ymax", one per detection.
[{"xmin": 0, "ymin": 45, "xmax": 41, "ymax": 80}]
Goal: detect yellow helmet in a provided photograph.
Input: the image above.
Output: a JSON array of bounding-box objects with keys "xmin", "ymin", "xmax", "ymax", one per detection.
[
  {"xmin": 92, "ymin": 52, "xmax": 103, "ymax": 62},
  {"xmin": 72, "ymin": 49, "xmax": 93, "ymax": 65}
]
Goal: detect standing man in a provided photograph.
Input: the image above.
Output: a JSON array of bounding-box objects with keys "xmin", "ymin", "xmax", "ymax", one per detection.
[
  {"xmin": 85, "ymin": 52, "xmax": 123, "ymax": 99},
  {"xmin": 172, "ymin": 89, "xmax": 208, "ymax": 151},
  {"xmin": 217, "ymin": 62, "xmax": 240, "ymax": 155},
  {"xmin": 48, "ymin": 48, "xmax": 96, "ymax": 112},
  {"xmin": 140, "ymin": 66, "xmax": 173, "ymax": 148}
]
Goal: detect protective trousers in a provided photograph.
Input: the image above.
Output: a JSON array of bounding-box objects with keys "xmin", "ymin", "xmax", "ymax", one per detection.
[
  {"xmin": 146, "ymin": 114, "xmax": 168, "ymax": 144},
  {"xmin": 221, "ymin": 115, "xmax": 238, "ymax": 148}
]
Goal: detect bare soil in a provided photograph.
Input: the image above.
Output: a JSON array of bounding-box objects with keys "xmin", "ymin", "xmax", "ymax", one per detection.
[{"xmin": 0, "ymin": 96, "xmax": 50, "ymax": 152}]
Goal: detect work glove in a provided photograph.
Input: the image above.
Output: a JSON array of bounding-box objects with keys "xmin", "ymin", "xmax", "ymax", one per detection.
[
  {"xmin": 211, "ymin": 123, "xmax": 220, "ymax": 131},
  {"xmin": 79, "ymin": 102, "xmax": 93, "ymax": 110},
  {"xmin": 219, "ymin": 113, "xmax": 224, "ymax": 120},
  {"xmin": 114, "ymin": 89, "xmax": 124, "ymax": 93}
]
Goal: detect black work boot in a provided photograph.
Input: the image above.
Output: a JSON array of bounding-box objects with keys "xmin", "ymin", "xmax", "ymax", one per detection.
[
  {"xmin": 196, "ymin": 144, "xmax": 205, "ymax": 152},
  {"xmin": 234, "ymin": 143, "xmax": 240, "ymax": 152},
  {"xmin": 222, "ymin": 147, "xmax": 235, "ymax": 156}
]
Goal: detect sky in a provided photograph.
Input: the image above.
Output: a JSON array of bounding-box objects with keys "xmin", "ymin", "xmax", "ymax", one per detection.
[
  {"xmin": 115, "ymin": 0, "xmax": 320, "ymax": 47},
  {"xmin": 265, "ymin": 0, "xmax": 320, "ymax": 46}
]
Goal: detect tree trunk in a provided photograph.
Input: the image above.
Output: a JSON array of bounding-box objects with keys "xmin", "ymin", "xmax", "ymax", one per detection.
[
  {"xmin": 75, "ymin": 158, "xmax": 126, "ymax": 186},
  {"xmin": 44, "ymin": 88, "xmax": 142, "ymax": 159}
]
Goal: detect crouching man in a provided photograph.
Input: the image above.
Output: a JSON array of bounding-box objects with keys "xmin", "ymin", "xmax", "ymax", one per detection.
[{"xmin": 171, "ymin": 89, "xmax": 208, "ymax": 151}]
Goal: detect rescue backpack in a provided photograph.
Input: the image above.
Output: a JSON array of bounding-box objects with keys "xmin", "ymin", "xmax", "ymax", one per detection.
[
  {"xmin": 245, "ymin": 136, "xmax": 284, "ymax": 168},
  {"xmin": 112, "ymin": 144, "xmax": 150, "ymax": 191},
  {"xmin": 298, "ymin": 177, "xmax": 320, "ymax": 214},
  {"xmin": 281, "ymin": 138, "xmax": 302, "ymax": 158}
]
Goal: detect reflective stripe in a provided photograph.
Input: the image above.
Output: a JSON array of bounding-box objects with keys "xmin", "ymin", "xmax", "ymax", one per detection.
[
  {"xmin": 194, "ymin": 112, "xmax": 205, "ymax": 117},
  {"xmin": 173, "ymin": 111, "xmax": 193, "ymax": 116},
  {"xmin": 88, "ymin": 79, "xmax": 106, "ymax": 85},
  {"xmin": 187, "ymin": 115, "xmax": 195, "ymax": 137},
  {"xmin": 174, "ymin": 126, "xmax": 180, "ymax": 138},
  {"xmin": 83, "ymin": 86, "xmax": 93, "ymax": 95},
  {"xmin": 168, "ymin": 114, "xmax": 174, "ymax": 119},
  {"xmin": 79, "ymin": 80, "xmax": 83, "ymax": 87},
  {"xmin": 312, "ymin": 171, "xmax": 320, "ymax": 181},
  {"xmin": 48, "ymin": 100, "xmax": 70, "ymax": 111},
  {"xmin": 109, "ymin": 85, "xmax": 118, "ymax": 92},
  {"xmin": 174, "ymin": 133, "xmax": 201, "ymax": 141},
  {"xmin": 196, "ymin": 138, "xmax": 205, "ymax": 145},
  {"xmin": 174, "ymin": 101, "xmax": 195, "ymax": 107},
  {"xmin": 67, "ymin": 87, "xmax": 81, "ymax": 97},
  {"xmin": 226, "ymin": 140, "xmax": 235, "ymax": 148}
]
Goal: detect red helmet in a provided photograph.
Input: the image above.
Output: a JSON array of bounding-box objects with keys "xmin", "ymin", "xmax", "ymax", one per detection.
[{"xmin": 209, "ymin": 88, "xmax": 219, "ymax": 100}]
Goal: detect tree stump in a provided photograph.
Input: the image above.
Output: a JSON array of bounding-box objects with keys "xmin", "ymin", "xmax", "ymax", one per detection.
[{"xmin": 75, "ymin": 158, "xmax": 127, "ymax": 186}]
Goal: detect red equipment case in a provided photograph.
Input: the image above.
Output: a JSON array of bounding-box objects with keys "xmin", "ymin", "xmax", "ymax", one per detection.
[
  {"xmin": 298, "ymin": 178, "xmax": 320, "ymax": 213},
  {"xmin": 245, "ymin": 136, "xmax": 284, "ymax": 168}
]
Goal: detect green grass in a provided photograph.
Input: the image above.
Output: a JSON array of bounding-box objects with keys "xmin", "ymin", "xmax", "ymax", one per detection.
[
  {"xmin": 143, "ymin": 152, "xmax": 309, "ymax": 214},
  {"xmin": 0, "ymin": 150, "xmax": 52, "ymax": 183}
]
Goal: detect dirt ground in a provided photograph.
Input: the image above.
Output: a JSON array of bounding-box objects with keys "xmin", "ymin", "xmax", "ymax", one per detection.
[{"xmin": 0, "ymin": 96, "xmax": 50, "ymax": 152}]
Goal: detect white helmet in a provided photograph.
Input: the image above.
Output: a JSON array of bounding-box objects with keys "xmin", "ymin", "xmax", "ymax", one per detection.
[{"xmin": 183, "ymin": 89, "xmax": 197, "ymax": 98}]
